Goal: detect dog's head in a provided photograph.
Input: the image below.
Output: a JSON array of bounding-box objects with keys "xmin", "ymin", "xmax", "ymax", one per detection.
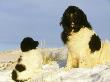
[
  {"xmin": 20, "ymin": 37, "xmax": 39, "ymax": 52},
  {"xmin": 60, "ymin": 6, "xmax": 92, "ymax": 32}
]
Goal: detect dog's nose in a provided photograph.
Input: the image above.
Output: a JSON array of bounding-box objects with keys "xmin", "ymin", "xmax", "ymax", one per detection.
[{"xmin": 71, "ymin": 22, "xmax": 75, "ymax": 27}]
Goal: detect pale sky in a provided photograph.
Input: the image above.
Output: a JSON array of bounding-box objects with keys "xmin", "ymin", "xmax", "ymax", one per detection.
[{"xmin": 0, "ymin": 0, "xmax": 110, "ymax": 51}]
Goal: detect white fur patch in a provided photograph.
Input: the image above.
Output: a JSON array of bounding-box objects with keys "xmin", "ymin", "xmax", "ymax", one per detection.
[
  {"xmin": 66, "ymin": 27, "xmax": 110, "ymax": 69},
  {"xmin": 13, "ymin": 48, "xmax": 57, "ymax": 81},
  {"xmin": 16, "ymin": 49, "xmax": 43, "ymax": 80}
]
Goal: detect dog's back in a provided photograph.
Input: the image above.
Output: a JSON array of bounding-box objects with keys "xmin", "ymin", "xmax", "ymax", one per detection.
[{"xmin": 100, "ymin": 41, "xmax": 110, "ymax": 64}]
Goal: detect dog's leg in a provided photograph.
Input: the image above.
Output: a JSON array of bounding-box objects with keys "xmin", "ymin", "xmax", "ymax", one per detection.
[{"xmin": 66, "ymin": 51, "xmax": 79, "ymax": 70}]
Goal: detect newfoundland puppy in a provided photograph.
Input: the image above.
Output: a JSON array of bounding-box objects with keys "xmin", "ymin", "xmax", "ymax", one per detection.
[
  {"xmin": 12, "ymin": 37, "xmax": 43, "ymax": 82},
  {"xmin": 60, "ymin": 6, "xmax": 110, "ymax": 69}
]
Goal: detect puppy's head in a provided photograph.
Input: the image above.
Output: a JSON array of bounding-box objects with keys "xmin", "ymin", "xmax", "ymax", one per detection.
[
  {"xmin": 60, "ymin": 6, "xmax": 92, "ymax": 32},
  {"xmin": 20, "ymin": 37, "xmax": 39, "ymax": 52}
]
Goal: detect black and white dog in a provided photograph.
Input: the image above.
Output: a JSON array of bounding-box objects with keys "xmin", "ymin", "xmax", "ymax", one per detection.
[
  {"xmin": 60, "ymin": 6, "xmax": 110, "ymax": 69},
  {"xmin": 12, "ymin": 37, "xmax": 43, "ymax": 82}
]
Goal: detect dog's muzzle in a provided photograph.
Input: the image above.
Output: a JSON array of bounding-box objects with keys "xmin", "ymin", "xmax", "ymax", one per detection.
[{"xmin": 71, "ymin": 22, "xmax": 75, "ymax": 27}]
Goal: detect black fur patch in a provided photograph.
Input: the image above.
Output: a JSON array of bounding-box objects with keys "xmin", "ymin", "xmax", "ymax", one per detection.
[
  {"xmin": 89, "ymin": 34, "xmax": 101, "ymax": 53},
  {"xmin": 12, "ymin": 70, "xmax": 17, "ymax": 81},
  {"xmin": 18, "ymin": 56, "xmax": 22, "ymax": 62},
  {"xmin": 61, "ymin": 31, "xmax": 69, "ymax": 44},
  {"xmin": 20, "ymin": 37, "xmax": 39, "ymax": 52},
  {"xmin": 12, "ymin": 70, "xmax": 26, "ymax": 82},
  {"xmin": 15, "ymin": 64, "xmax": 26, "ymax": 72},
  {"xmin": 17, "ymin": 80, "xmax": 24, "ymax": 82},
  {"xmin": 60, "ymin": 6, "xmax": 92, "ymax": 44}
]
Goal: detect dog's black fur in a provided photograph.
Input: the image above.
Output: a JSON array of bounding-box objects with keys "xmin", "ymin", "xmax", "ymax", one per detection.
[
  {"xmin": 20, "ymin": 37, "xmax": 39, "ymax": 52},
  {"xmin": 15, "ymin": 64, "xmax": 26, "ymax": 72},
  {"xmin": 12, "ymin": 70, "xmax": 18, "ymax": 82},
  {"xmin": 89, "ymin": 34, "xmax": 101, "ymax": 53},
  {"xmin": 12, "ymin": 70, "xmax": 24, "ymax": 82},
  {"xmin": 18, "ymin": 56, "xmax": 22, "ymax": 62},
  {"xmin": 60, "ymin": 6, "xmax": 101, "ymax": 53},
  {"xmin": 60, "ymin": 6, "xmax": 92, "ymax": 44}
]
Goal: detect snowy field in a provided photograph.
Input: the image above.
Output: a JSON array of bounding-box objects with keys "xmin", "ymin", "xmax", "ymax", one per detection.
[{"xmin": 0, "ymin": 48, "xmax": 110, "ymax": 82}]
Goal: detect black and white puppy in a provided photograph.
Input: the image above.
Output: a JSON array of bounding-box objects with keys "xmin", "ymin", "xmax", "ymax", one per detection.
[
  {"xmin": 12, "ymin": 37, "xmax": 43, "ymax": 82},
  {"xmin": 60, "ymin": 6, "xmax": 110, "ymax": 69}
]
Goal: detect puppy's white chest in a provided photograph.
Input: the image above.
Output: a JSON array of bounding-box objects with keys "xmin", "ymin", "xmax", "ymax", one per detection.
[{"xmin": 22, "ymin": 50, "xmax": 43, "ymax": 68}]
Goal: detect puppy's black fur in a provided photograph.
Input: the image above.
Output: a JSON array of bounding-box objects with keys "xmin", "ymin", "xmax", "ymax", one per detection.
[
  {"xmin": 18, "ymin": 56, "xmax": 22, "ymax": 63},
  {"xmin": 12, "ymin": 70, "xmax": 24, "ymax": 82},
  {"xmin": 15, "ymin": 64, "xmax": 26, "ymax": 72},
  {"xmin": 12, "ymin": 64, "xmax": 26, "ymax": 82},
  {"xmin": 60, "ymin": 6, "xmax": 92, "ymax": 44},
  {"xmin": 20, "ymin": 37, "xmax": 39, "ymax": 52},
  {"xmin": 12, "ymin": 70, "xmax": 18, "ymax": 81}
]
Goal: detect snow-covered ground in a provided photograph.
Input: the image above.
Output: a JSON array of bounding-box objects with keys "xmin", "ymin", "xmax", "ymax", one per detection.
[{"xmin": 0, "ymin": 48, "xmax": 110, "ymax": 82}]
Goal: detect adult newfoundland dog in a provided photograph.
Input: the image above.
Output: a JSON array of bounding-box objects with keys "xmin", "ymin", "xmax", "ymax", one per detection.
[{"xmin": 60, "ymin": 6, "xmax": 110, "ymax": 69}]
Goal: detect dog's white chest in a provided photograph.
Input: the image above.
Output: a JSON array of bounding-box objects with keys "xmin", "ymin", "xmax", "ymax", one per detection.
[{"xmin": 67, "ymin": 28, "xmax": 94, "ymax": 56}]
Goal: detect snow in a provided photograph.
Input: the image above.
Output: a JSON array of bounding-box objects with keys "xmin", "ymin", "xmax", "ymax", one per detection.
[{"xmin": 0, "ymin": 48, "xmax": 110, "ymax": 82}]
